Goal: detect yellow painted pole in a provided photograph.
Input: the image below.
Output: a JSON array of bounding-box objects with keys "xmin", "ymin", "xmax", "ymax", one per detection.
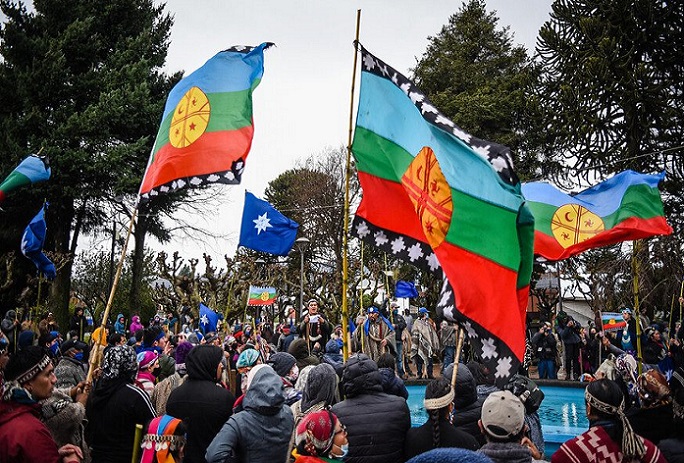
[
  {"xmin": 632, "ymin": 240, "xmax": 643, "ymax": 375},
  {"xmin": 341, "ymin": 9, "xmax": 361, "ymax": 362}
]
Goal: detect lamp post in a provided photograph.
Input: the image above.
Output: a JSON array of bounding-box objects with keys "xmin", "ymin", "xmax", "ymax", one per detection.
[{"xmin": 294, "ymin": 237, "xmax": 310, "ymax": 318}]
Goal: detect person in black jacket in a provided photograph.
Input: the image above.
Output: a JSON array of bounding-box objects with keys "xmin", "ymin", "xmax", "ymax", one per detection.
[
  {"xmin": 390, "ymin": 302, "xmax": 407, "ymax": 378},
  {"xmin": 531, "ymin": 322, "xmax": 557, "ymax": 379},
  {"xmin": 659, "ymin": 367, "xmax": 684, "ymax": 463},
  {"xmin": 444, "ymin": 362, "xmax": 487, "ymax": 447},
  {"xmin": 377, "ymin": 352, "xmax": 408, "ymax": 399},
  {"xmin": 405, "ymin": 377, "xmax": 479, "ymax": 460},
  {"xmin": 86, "ymin": 345, "xmax": 156, "ymax": 463},
  {"xmin": 166, "ymin": 344, "xmax": 235, "ymax": 463},
  {"xmin": 331, "ymin": 353, "xmax": 411, "ymax": 463}
]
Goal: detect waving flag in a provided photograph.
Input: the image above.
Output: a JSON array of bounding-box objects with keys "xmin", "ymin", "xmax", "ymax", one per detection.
[
  {"xmin": 350, "ymin": 44, "xmax": 534, "ymax": 385},
  {"xmin": 601, "ymin": 312, "xmax": 627, "ymax": 332},
  {"xmin": 522, "ymin": 171, "xmax": 672, "ymax": 261},
  {"xmin": 139, "ymin": 43, "xmax": 274, "ymax": 202},
  {"xmin": 199, "ymin": 303, "xmax": 219, "ymax": 333},
  {"xmin": 395, "ymin": 281, "xmax": 419, "ymax": 298},
  {"xmin": 21, "ymin": 203, "xmax": 56, "ymax": 279},
  {"xmin": 0, "ymin": 154, "xmax": 51, "ymax": 202},
  {"xmin": 248, "ymin": 285, "xmax": 276, "ymax": 306},
  {"xmin": 239, "ymin": 191, "xmax": 299, "ymax": 256}
]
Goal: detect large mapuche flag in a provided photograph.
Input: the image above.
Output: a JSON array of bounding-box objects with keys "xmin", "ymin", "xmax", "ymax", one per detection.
[
  {"xmin": 139, "ymin": 43, "xmax": 273, "ymax": 202},
  {"xmin": 351, "ymin": 44, "xmax": 534, "ymax": 384},
  {"xmin": 522, "ymin": 171, "xmax": 672, "ymax": 261}
]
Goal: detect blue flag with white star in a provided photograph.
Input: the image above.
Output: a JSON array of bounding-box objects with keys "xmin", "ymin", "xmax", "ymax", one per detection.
[
  {"xmin": 239, "ymin": 191, "xmax": 299, "ymax": 256},
  {"xmin": 199, "ymin": 302, "xmax": 219, "ymax": 334}
]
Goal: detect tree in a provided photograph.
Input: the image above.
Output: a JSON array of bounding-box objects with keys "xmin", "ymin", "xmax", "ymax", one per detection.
[
  {"xmin": 535, "ymin": 0, "xmax": 684, "ymax": 322},
  {"xmin": 0, "ymin": 0, "xmax": 175, "ymax": 317},
  {"xmin": 412, "ymin": 0, "xmax": 542, "ymax": 179}
]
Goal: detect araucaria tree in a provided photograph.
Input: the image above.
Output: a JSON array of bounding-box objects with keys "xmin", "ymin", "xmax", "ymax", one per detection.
[{"xmin": 0, "ymin": 0, "xmax": 175, "ymax": 318}]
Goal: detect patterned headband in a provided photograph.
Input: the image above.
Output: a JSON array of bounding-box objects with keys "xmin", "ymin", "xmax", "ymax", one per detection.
[
  {"xmin": 424, "ymin": 388, "xmax": 455, "ymax": 411},
  {"xmin": 16, "ymin": 355, "xmax": 51, "ymax": 385},
  {"xmin": 585, "ymin": 388, "xmax": 645, "ymax": 459}
]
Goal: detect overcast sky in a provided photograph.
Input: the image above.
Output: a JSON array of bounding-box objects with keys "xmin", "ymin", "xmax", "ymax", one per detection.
[{"xmin": 151, "ymin": 0, "xmax": 554, "ymax": 260}]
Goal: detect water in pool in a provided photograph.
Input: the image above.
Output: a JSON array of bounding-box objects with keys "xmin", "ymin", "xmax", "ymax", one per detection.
[{"xmin": 406, "ymin": 384, "xmax": 588, "ymax": 455}]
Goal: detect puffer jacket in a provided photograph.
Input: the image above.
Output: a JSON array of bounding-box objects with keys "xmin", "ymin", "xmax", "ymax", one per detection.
[
  {"xmin": 378, "ymin": 367, "xmax": 409, "ymax": 399},
  {"xmin": 205, "ymin": 366, "xmax": 294, "ymax": 463},
  {"xmin": 445, "ymin": 363, "xmax": 486, "ymax": 447},
  {"xmin": 331, "ymin": 353, "xmax": 411, "ymax": 463}
]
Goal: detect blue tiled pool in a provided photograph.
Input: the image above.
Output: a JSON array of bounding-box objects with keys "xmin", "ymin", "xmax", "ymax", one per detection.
[{"xmin": 406, "ymin": 384, "xmax": 587, "ymax": 456}]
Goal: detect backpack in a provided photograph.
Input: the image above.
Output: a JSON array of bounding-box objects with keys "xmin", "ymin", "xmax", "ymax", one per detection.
[{"xmin": 503, "ymin": 374, "xmax": 545, "ymax": 413}]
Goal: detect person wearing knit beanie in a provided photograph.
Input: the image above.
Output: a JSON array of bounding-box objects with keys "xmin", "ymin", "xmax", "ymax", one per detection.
[
  {"xmin": 267, "ymin": 352, "xmax": 300, "ymax": 406},
  {"xmin": 136, "ymin": 351, "xmax": 160, "ymax": 397},
  {"xmin": 293, "ymin": 410, "xmax": 348, "ymax": 462},
  {"xmin": 0, "ymin": 345, "xmax": 84, "ymax": 463}
]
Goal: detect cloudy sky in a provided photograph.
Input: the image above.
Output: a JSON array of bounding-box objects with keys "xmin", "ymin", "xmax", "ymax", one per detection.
[{"xmin": 153, "ymin": 0, "xmax": 554, "ymax": 259}]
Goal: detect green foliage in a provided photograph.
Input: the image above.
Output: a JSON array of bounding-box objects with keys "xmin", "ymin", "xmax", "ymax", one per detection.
[
  {"xmin": 0, "ymin": 0, "xmax": 175, "ymax": 312},
  {"xmin": 534, "ymin": 0, "xmax": 684, "ymax": 319},
  {"xmin": 412, "ymin": 0, "xmax": 541, "ymax": 179}
]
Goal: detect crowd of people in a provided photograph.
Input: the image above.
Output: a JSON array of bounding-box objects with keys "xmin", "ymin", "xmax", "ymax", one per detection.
[{"xmin": 0, "ymin": 300, "xmax": 683, "ymax": 463}]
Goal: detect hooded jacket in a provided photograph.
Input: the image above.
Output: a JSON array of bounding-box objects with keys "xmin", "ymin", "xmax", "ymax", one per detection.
[
  {"xmin": 331, "ymin": 354, "xmax": 411, "ymax": 463},
  {"xmin": 167, "ymin": 345, "xmax": 235, "ymax": 463},
  {"xmin": 0, "ymin": 400, "xmax": 61, "ymax": 463},
  {"xmin": 445, "ymin": 363, "xmax": 486, "ymax": 447},
  {"xmin": 288, "ymin": 338, "xmax": 321, "ymax": 370},
  {"xmin": 205, "ymin": 366, "xmax": 294, "ymax": 463},
  {"xmin": 129, "ymin": 315, "xmax": 144, "ymax": 335}
]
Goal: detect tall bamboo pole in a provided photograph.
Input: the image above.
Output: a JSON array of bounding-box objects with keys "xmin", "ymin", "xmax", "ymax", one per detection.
[
  {"xmin": 632, "ymin": 240, "xmax": 643, "ymax": 376},
  {"xmin": 86, "ymin": 208, "xmax": 138, "ymax": 384},
  {"xmin": 450, "ymin": 327, "xmax": 465, "ymax": 389},
  {"xmin": 341, "ymin": 9, "xmax": 361, "ymax": 361}
]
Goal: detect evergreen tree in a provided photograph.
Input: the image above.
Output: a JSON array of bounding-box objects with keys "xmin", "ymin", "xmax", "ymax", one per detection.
[
  {"xmin": 0, "ymin": 0, "xmax": 175, "ymax": 315},
  {"xmin": 411, "ymin": 0, "xmax": 541, "ymax": 179}
]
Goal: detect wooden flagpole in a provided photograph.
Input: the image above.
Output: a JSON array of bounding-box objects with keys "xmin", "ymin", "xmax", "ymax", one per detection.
[
  {"xmin": 86, "ymin": 207, "xmax": 138, "ymax": 384},
  {"xmin": 450, "ymin": 326, "xmax": 465, "ymax": 389},
  {"xmin": 632, "ymin": 240, "xmax": 643, "ymax": 375},
  {"xmin": 341, "ymin": 8, "xmax": 361, "ymax": 362}
]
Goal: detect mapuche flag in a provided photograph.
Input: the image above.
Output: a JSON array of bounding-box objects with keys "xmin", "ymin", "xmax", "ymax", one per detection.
[
  {"xmin": 0, "ymin": 154, "xmax": 51, "ymax": 203},
  {"xmin": 248, "ymin": 285, "xmax": 276, "ymax": 306},
  {"xmin": 350, "ymin": 44, "xmax": 534, "ymax": 385},
  {"xmin": 522, "ymin": 171, "xmax": 673, "ymax": 261},
  {"xmin": 139, "ymin": 43, "xmax": 273, "ymax": 202},
  {"xmin": 239, "ymin": 191, "xmax": 299, "ymax": 256}
]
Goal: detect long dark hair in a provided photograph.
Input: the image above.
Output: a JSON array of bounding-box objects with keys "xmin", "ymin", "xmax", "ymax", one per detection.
[{"xmin": 425, "ymin": 377, "xmax": 452, "ymax": 448}]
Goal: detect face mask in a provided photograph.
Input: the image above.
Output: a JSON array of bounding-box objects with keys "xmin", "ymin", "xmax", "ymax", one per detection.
[
  {"xmin": 73, "ymin": 352, "xmax": 84, "ymax": 361},
  {"xmin": 289, "ymin": 365, "xmax": 299, "ymax": 382},
  {"xmin": 50, "ymin": 343, "xmax": 60, "ymax": 355},
  {"xmin": 331, "ymin": 444, "xmax": 349, "ymax": 460}
]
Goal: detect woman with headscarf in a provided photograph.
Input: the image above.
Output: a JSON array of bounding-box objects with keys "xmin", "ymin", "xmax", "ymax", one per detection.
[
  {"xmin": 551, "ymin": 379, "xmax": 665, "ymax": 463},
  {"xmin": 0, "ymin": 346, "xmax": 84, "ymax": 463},
  {"xmin": 86, "ymin": 345, "xmax": 156, "ymax": 463},
  {"xmin": 136, "ymin": 350, "xmax": 160, "ymax": 396},
  {"xmin": 292, "ymin": 410, "xmax": 348, "ymax": 462},
  {"xmin": 139, "ymin": 415, "xmax": 187, "ymax": 463},
  {"xmin": 206, "ymin": 364, "xmax": 294, "ymax": 463},
  {"xmin": 404, "ymin": 377, "xmax": 479, "ymax": 460},
  {"xmin": 626, "ymin": 369, "xmax": 674, "ymax": 445},
  {"xmin": 288, "ymin": 363, "xmax": 340, "ymax": 460}
]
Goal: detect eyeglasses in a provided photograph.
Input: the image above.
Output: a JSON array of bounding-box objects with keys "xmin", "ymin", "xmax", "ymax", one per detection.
[{"xmin": 335, "ymin": 424, "xmax": 347, "ymax": 435}]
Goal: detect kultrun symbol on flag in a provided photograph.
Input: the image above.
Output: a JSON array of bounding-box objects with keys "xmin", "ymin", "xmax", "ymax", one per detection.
[
  {"xmin": 169, "ymin": 86, "xmax": 211, "ymax": 148},
  {"xmin": 551, "ymin": 204, "xmax": 605, "ymax": 249},
  {"xmin": 259, "ymin": 291, "xmax": 270, "ymax": 302},
  {"xmin": 402, "ymin": 146, "xmax": 454, "ymax": 249}
]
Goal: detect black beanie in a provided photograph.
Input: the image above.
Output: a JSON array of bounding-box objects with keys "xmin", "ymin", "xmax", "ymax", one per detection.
[{"xmin": 267, "ymin": 352, "xmax": 296, "ymax": 377}]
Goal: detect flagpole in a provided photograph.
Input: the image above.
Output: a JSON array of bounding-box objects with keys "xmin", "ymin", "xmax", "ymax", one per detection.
[
  {"xmin": 341, "ymin": 8, "xmax": 361, "ymax": 362},
  {"xmin": 632, "ymin": 240, "xmax": 643, "ymax": 375},
  {"xmin": 450, "ymin": 326, "xmax": 465, "ymax": 389},
  {"xmin": 86, "ymin": 207, "xmax": 138, "ymax": 384}
]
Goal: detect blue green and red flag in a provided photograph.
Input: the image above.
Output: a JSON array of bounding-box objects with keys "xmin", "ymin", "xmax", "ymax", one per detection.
[
  {"xmin": 248, "ymin": 285, "xmax": 276, "ymax": 306},
  {"xmin": 0, "ymin": 154, "xmax": 51, "ymax": 203},
  {"xmin": 601, "ymin": 312, "xmax": 627, "ymax": 332},
  {"xmin": 522, "ymin": 171, "xmax": 672, "ymax": 261},
  {"xmin": 139, "ymin": 43, "xmax": 273, "ymax": 202},
  {"xmin": 350, "ymin": 44, "xmax": 534, "ymax": 385}
]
